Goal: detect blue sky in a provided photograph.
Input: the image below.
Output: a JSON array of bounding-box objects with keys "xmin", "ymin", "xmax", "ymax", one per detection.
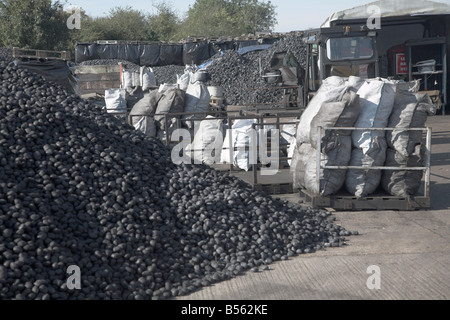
[{"xmin": 61, "ymin": 0, "xmax": 450, "ymax": 32}]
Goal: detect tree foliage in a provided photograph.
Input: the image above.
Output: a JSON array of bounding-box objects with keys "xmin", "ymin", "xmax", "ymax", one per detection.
[
  {"xmin": 73, "ymin": 6, "xmax": 156, "ymax": 42},
  {"xmin": 0, "ymin": 0, "xmax": 278, "ymax": 51},
  {"xmin": 149, "ymin": 1, "xmax": 181, "ymax": 42},
  {"xmin": 72, "ymin": 3, "xmax": 181, "ymax": 43},
  {"xmin": 0, "ymin": 0, "xmax": 70, "ymax": 50},
  {"xmin": 233, "ymin": 0, "xmax": 277, "ymax": 34},
  {"xmin": 178, "ymin": 0, "xmax": 277, "ymax": 38}
]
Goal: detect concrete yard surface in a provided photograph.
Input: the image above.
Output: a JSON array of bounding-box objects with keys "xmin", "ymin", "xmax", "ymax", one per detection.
[{"xmin": 178, "ymin": 115, "xmax": 450, "ymax": 301}]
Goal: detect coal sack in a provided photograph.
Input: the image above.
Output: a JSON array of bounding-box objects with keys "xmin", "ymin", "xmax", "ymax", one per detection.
[{"xmin": 0, "ymin": 58, "xmax": 355, "ymax": 300}]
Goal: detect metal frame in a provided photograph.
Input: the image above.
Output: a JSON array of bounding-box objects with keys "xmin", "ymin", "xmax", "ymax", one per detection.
[
  {"xmin": 307, "ymin": 126, "xmax": 433, "ymax": 211},
  {"xmin": 315, "ymin": 26, "xmax": 379, "ymax": 84},
  {"xmin": 405, "ymin": 37, "xmax": 447, "ymax": 115},
  {"xmin": 118, "ymin": 109, "xmax": 301, "ymax": 190},
  {"xmin": 303, "ymin": 26, "xmax": 379, "ymax": 106}
]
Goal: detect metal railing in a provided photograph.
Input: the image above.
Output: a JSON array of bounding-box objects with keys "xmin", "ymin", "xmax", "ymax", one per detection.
[
  {"xmin": 106, "ymin": 107, "xmax": 301, "ymax": 186},
  {"xmin": 316, "ymin": 126, "xmax": 432, "ymax": 198}
]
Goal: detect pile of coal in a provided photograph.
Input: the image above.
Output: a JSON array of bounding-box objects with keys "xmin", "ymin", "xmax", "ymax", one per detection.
[
  {"xmin": 79, "ymin": 59, "xmax": 141, "ymax": 72},
  {"xmin": 205, "ymin": 35, "xmax": 307, "ymax": 106},
  {"xmin": 152, "ymin": 65, "xmax": 186, "ymax": 86},
  {"xmin": 0, "ymin": 59, "xmax": 355, "ymax": 300},
  {"xmin": 0, "ymin": 47, "xmax": 12, "ymax": 62}
]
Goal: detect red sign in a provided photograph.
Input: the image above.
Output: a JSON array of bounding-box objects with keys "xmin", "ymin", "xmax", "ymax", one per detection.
[{"xmin": 396, "ymin": 53, "xmax": 408, "ymax": 75}]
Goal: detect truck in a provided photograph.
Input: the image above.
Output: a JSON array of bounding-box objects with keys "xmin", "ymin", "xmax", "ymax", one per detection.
[
  {"xmin": 293, "ymin": 1, "xmax": 450, "ymax": 211},
  {"xmin": 302, "ymin": 0, "xmax": 450, "ymax": 115}
]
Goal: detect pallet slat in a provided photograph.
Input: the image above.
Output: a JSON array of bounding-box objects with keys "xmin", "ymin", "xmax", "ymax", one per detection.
[
  {"xmin": 12, "ymin": 47, "xmax": 70, "ymax": 61},
  {"xmin": 299, "ymin": 189, "xmax": 430, "ymax": 211},
  {"xmin": 254, "ymin": 183, "xmax": 294, "ymax": 195}
]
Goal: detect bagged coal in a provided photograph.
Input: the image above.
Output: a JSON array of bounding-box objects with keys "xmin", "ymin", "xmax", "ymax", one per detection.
[
  {"xmin": 154, "ymin": 88, "xmax": 185, "ymax": 130},
  {"xmin": 133, "ymin": 116, "xmax": 157, "ymax": 138},
  {"xmin": 191, "ymin": 116, "xmax": 225, "ymax": 165},
  {"xmin": 292, "ymin": 77, "xmax": 360, "ymax": 196},
  {"xmin": 140, "ymin": 67, "xmax": 157, "ymax": 92},
  {"xmin": 346, "ymin": 78, "xmax": 396, "ymax": 198},
  {"xmin": 381, "ymin": 89, "xmax": 436, "ymax": 197},
  {"xmin": 291, "ymin": 136, "xmax": 352, "ymax": 195},
  {"xmin": 220, "ymin": 119, "xmax": 258, "ymax": 171},
  {"xmin": 382, "ymin": 147, "xmax": 425, "ymax": 197},
  {"xmin": 128, "ymin": 90, "xmax": 163, "ymax": 126},
  {"xmin": 351, "ymin": 79, "xmax": 396, "ymax": 153},
  {"xmin": 296, "ymin": 76, "xmax": 359, "ymax": 148},
  {"xmin": 183, "ymin": 79, "xmax": 211, "ymax": 129},
  {"xmin": 0, "ymin": 60, "xmax": 354, "ymax": 300},
  {"xmin": 386, "ymin": 90, "xmax": 436, "ymax": 157}
]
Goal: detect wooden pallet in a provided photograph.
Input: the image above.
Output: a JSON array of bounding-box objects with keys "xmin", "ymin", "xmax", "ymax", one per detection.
[
  {"xmin": 13, "ymin": 47, "xmax": 70, "ymax": 61},
  {"xmin": 299, "ymin": 189, "xmax": 430, "ymax": 211},
  {"xmin": 254, "ymin": 183, "xmax": 294, "ymax": 195},
  {"xmin": 76, "ymin": 65, "xmax": 121, "ymax": 96}
]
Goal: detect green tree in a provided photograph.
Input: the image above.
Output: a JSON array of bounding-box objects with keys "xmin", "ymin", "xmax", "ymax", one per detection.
[
  {"xmin": 72, "ymin": 6, "xmax": 157, "ymax": 43},
  {"xmin": 148, "ymin": 1, "xmax": 180, "ymax": 42},
  {"xmin": 104, "ymin": 6, "xmax": 154, "ymax": 41},
  {"xmin": 0, "ymin": 0, "xmax": 71, "ymax": 50},
  {"xmin": 178, "ymin": 0, "xmax": 234, "ymax": 38},
  {"xmin": 231, "ymin": 0, "xmax": 277, "ymax": 34},
  {"xmin": 70, "ymin": 13, "xmax": 111, "ymax": 43},
  {"xmin": 178, "ymin": 0, "xmax": 277, "ymax": 38}
]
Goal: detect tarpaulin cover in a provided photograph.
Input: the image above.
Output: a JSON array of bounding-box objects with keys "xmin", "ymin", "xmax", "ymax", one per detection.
[
  {"xmin": 183, "ymin": 42, "xmax": 213, "ymax": 66},
  {"xmin": 139, "ymin": 44, "xmax": 161, "ymax": 66},
  {"xmin": 118, "ymin": 44, "xmax": 140, "ymax": 65},
  {"xmin": 75, "ymin": 43, "xmax": 99, "ymax": 64},
  {"xmin": 159, "ymin": 44, "xmax": 183, "ymax": 66},
  {"xmin": 75, "ymin": 39, "xmax": 280, "ymax": 66},
  {"xmin": 214, "ymin": 41, "xmax": 235, "ymax": 52},
  {"xmin": 234, "ymin": 40, "xmax": 259, "ymax": 50},
  {"xmin": 97, "ymin": 44, "xmax": 119, "ymax": 60},
  {"xmin": 15, "ymin": 59, "xmax": 79, "ymax": 94},
  {"xmin": 237, "ymin": 44, "xmax": 271, "ymax": 55}
]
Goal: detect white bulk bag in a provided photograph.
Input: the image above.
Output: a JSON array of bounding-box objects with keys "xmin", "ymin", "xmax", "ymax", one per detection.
[
  {"xmin": 352, "ymin": 78, "xmax": 396, "ymax": 153},
  {"xmin": 134, "ymin": 116, "xmax": 156, "ymax": 138},
  {"xmin": 104, "ymin": 88, "xmax": 127, "ymax": 114},
  {"xmin": 140, "ymin": 66, "xmax": 157, "ymax": 91},
  {"xmin": 183, "ymin": 81, "xmax": 211, "ymax": 129},
  {"xmin": 191, "ymin": 116, "xmax": 225, "ymax": 165},
  {"xmin": 220, "ymin": 119, "xmax": 257, "ymax": 171}
]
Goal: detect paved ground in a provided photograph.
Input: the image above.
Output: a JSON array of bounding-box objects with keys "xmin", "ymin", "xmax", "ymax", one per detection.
[{"xmin": 178, "ymin": 115, "xmax": 450, "ymax": 300}]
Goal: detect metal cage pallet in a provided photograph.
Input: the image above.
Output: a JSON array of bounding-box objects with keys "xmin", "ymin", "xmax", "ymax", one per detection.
[
  {"xmin": 254, "ymin": 183, "xmax": 294, "ymax": 195},
  {"xmin": 299, "ymin": 189, "xmax": 430, "ymax": 211},
  {"xmin": 299, "ymin": 126, "xmax": 432, "ymax": 211}
]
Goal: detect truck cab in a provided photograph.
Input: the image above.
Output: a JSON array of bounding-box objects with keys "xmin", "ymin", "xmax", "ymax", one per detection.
[
  {"xmin": 304, "ymin": 25, "xmax": 379, "ymax": 101},
  {"xmin": 303, "ymin": 12, "xmax": 449, "ymax": 115}
]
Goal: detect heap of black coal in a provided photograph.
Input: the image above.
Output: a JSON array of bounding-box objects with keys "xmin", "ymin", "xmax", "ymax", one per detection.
[
  {"xmin": 0, "ymin": 59, "xmax": 355, "ymax": 300},
  {"xmin": 205, "ymin": 35, "xmax": 307, "ymax": 106}
]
